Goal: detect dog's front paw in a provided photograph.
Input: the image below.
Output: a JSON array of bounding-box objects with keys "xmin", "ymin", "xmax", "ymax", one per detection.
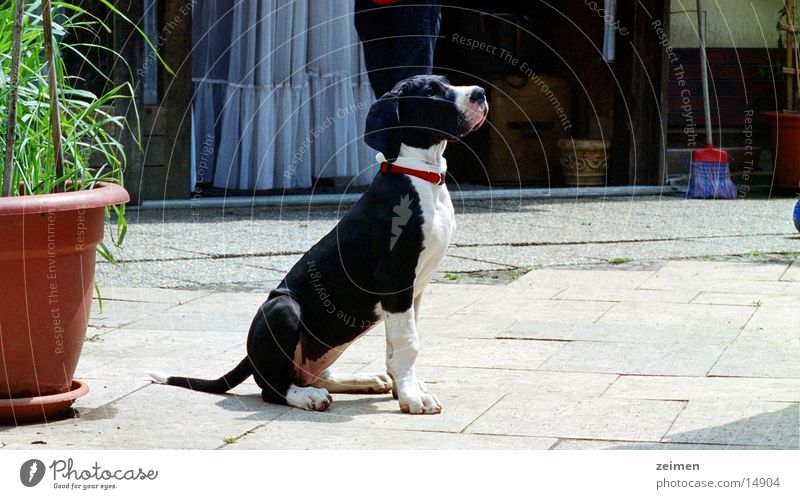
[
  {"xmin": 286, "ymin": 385, "xmax": 333, "ymax": 411},
  {"xmin": 398, "ymin": 381, "xmax": 441, "ymax": 415}
]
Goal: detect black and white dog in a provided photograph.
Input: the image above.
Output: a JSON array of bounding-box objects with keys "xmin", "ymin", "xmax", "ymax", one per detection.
[{"xmin": 152, "ymin": 75, "xmax": 487, "ymax": 414}]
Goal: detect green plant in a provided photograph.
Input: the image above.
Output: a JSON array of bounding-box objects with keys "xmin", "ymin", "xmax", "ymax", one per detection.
[
  {"xmin": 444, "ymin": 273, "xmax": 459, "ymax": 281},
  {"xmin": 0, "ymin": 0, "xmax": 147, "ymax": 260},
  {"xmin": 609, "ymin": 257, "xmax": 632, "ymax": 265},
  {"xmin": 222, "ymin": 436, "xmax": 239, "ymax": 445}
]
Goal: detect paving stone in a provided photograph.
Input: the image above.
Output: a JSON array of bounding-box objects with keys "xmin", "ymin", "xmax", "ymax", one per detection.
[
  {"xmin": 71, "ymin": 376, "xmax": 152, "ymax": 411},
  {"xmin": 123, "ymin": 308, "xmax": 258, "ymax": 332},
  {"xmin": 269, "ymin": 367, "xmax": 617, "ymax": 436},
  {"xmin": 597, "ymin": 302, "xmax": 754, "ymax": 329},
  {"xmin": 709, "ymin": 336, "xmax": 800, "ymax": 378},
  {"xmin": 511, "ymin": 269, "xmax": 656, "ymax": 290},
  {"xmin": 640, "ymin": 274, "xmax": 800, "ymax": 295},
  {"xmin": 125, "ymin": 214, "xmax": 333, "ymax": 259},
  {"xmin": 428, "ymin": 282, "xmax": 562, "ymax": 301},
  {"xmin": 737, "ymin": 326, "xmax": 799, "ymax": 344},
  {"xmin": 439, "ymin": 254, "xmax": 516, "ymax": 272},
  {"xmin": 553, "ymin": 287, "xmax": 698, "ymax": 304},
  {"xmin": 551, "ymin": 439, "xmax": 787, "ymax": 450},
  {"xmin": 7, "ymin": 253, "xmax": 800, "ymax": 449},
  {"xmin": 691, "ymin": 292, "xmax": 800, "ymax": 307},
  {"xmin": 357, "ymin": 366, "xmax": 618, "ymax": 400},
  {"xmin": 649, "ymin": 260, "xmax": 791, "ymax": 282},
  {"xmin": 449, "ymin": 198, "xmax": 795, "ymax": 247},
  {"xmin": 539, "ymin": 340, "xmax": 729, "ymax": 376},
  {"xmin": 501, "ymin": 321, "xmax": 741, "ymax": 345},
  {"xmin": 272, "ymin": 375, "xmax": 505, "ymax": 434},
  {"xmin": 663, "ymin": 401, "xmax": 800, "ymax": 448},
  {"xmin": 226, "ymin": 255, "xmax": 306, "ymax": 273},
  {"xmin": 169, "ymin": 291, "xmax": 269, "ymax": 313},
  {"xmin": 465, "ymin": 397, "xmax": 685, "ymax": 441},
  {"xmin": 450, "ymin": 239, "xmax": 795, "ymax": 272},
  {"xmin": 450, "ymin": 245, "xmax": 602, "ymax": 268},
  {"xmin": 93, "ymin": 287, "xmax": 210, "ymax": 305},
  {"xmin": 418, "ymin": 316, "xmax": 517, "ymax": 339},
  {"xmin": 418, "ymin": 337, "xmax": 567, "ymax": 370},
  {"xmin": 0, "ymin": 383, "xmax": 289, "ymax": 450},
  {"xmin": 89, "ymin": 299, "xmax": 175, "ymax": 330},
  {"xmin": 96, "ymin": 258, "xmax": 284, "ymax": 291},
  {"xmin": 416, "ymin": 285, "xmax": 482, "ymax": 318},
  {"xmin": 331, "ymin": 334, "xmax": 385, "ymax": 365},
  {"xmin": 456, "ymin": 297, "xmax": 614, "ymax": 324},
  {"xmin": 77, "ymin": 329, "xmax": 246, "ymax": 378},
  {"xmin": 745, "ymin": 306, "xmax": 800, "ymax": 332},
  {"xmin": 603, "ymin": 375, "xmax": 800, "ymax": 402},
  {"xmin": 780, "ymin": 259, "xmax": 800, "ymax": 281},
  {"xmin": 98, "ymin": 234, "xmax": 205, "ymax": 263},
  {"xmin": 230, "ymin": 422, "xmax": 556, "ymax": 450}
]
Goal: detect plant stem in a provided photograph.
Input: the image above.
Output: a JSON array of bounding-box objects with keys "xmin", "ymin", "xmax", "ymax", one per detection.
[
  {"xmin": 787, "ymin": 0, "xmax": 797, "ymax": 110},
  {"xmin": 2, "ymin": 0, "xmax": 25, "ymax": 197},
  {"xmin": 41, "ymin": 0, "xmax": 65, "ymax": 192}
]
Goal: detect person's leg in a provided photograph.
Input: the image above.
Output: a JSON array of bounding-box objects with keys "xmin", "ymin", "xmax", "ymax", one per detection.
[
  {"xmin": 354, "ymin": 0, "xmax": 396, "ymax": 97},
  {"xmin": 389, "ymin": 1, "xmax": 441, "ymax": 85},
  {"xmin": 355, "ymin": 0, "xmax": 441, "ymax": 98}
]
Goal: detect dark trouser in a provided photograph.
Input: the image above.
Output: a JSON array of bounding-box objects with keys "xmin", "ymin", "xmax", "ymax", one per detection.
[{"xmin": 354, "ymin": 0, "xmax": 441, "ymax": 98}]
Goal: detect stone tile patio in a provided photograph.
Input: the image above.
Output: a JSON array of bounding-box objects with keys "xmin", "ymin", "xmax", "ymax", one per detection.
[{"xmin": 1, "ymin": 259, "xmax": 798, "ymax": 450}]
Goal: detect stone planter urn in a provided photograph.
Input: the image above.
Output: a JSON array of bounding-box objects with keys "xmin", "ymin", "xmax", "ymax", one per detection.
[{"xmin": 556, "ymin": 139, "xmax": 611, "ymax": 187}]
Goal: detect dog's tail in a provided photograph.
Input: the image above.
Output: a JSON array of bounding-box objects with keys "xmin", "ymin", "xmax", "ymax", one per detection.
[{"xmin": 149, "ymin": 357, "xmax": 252, "ymax": 394}]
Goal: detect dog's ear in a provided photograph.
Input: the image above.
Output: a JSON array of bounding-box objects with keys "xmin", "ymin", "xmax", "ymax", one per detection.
[{"xmin": 364, "ymin": 82, "xmax": 408, "ymax": 161}]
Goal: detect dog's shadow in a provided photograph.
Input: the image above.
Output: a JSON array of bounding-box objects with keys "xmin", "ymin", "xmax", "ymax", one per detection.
[{"xmin": 215, "ymin": 392, "xmax": 397, "ymax": 423}]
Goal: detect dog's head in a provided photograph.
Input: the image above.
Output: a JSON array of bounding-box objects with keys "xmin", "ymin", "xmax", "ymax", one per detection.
[{"xmin": 365, "ymin": 75, "xmax": 488, "ymax": 161}]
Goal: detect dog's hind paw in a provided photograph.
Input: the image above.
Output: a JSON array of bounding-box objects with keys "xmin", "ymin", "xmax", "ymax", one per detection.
[
  {"xmin": 286, "ymin": 385, "xmax": 332, "ymax": 411},
  {"xmin": 368, "ymin": 373, "xmax": 393, "ymax": 394}
]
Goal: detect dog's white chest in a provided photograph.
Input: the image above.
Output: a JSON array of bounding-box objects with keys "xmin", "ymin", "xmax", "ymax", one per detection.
[{"xmin": 411, "ymin": 178, "xmax": 455, "ymax": 292}]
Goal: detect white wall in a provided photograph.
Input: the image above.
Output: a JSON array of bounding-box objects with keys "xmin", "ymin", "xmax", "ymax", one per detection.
[{"xmin": 670, "ymin": 0, "xmax": 783, "ymax": 48}]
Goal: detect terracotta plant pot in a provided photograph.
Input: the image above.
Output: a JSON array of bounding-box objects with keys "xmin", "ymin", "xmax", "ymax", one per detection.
[
  {"xmin": 765, "ymin": 112, "xmax": 800, "ymax": 191},
  {"xmin": 0, "ymin": 182, "xmax": 128, "ymax": 423},
  {"xmin": 556, "ymin": 139, "xmax": 611, "ymax": 187}
]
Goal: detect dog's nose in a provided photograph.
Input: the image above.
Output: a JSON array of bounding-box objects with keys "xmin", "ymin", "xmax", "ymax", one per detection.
[{"xmin": 469, "ymin": 87, "xmax": 486, "ymax": 104}]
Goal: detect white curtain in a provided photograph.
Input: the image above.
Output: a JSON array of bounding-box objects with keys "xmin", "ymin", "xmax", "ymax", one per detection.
[{"xmin": 192, "ymin": 0, "xmax": 377, "ymax": 191}]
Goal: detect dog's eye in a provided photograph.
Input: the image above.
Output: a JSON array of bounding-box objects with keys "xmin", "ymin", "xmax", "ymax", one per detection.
[{"xmin": 425, "ymin": 84, "xmax": 438, "ymax": 97}]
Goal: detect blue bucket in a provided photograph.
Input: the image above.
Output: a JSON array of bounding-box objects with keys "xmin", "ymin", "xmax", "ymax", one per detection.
[{"xmin": 794, "ymin": 198, "xmax": 800, "ymax": 232}]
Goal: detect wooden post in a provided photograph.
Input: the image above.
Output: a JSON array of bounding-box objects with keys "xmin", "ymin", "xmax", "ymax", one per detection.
[
  {"xmin": 787, "ymin": 0, "xmax": 796, "ymax": 110},
  {"xmin": 156, "ymin": 0, "xmax": 193, "ymax": 200},
  {"xmin": 112, "ymin": 1, "xmax": 144, "ymax": 205},
  {"xmin": 2, "ymin": 0, "xmax": 24, "ymax": 197},
  {"xmin": 612, "ymin": 0, "xmax": 668, "ymax": 185},
  {"xmin": 42, "ymin": 0, "xmax": 65, "ymax": 192}
]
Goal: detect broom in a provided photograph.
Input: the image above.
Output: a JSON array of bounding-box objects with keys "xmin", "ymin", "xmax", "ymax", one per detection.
[{"xmin": 687, "ymin": 0, "xmax": 737, "ymax": 199}]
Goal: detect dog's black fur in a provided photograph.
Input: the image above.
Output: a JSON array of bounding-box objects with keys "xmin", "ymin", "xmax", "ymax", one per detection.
[{"xmin": 161, "ymin": 75, "xmax": 483, "ymax": 405}]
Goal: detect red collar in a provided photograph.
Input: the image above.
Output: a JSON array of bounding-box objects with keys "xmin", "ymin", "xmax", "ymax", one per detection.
[{"xmin": 380, "ymin": 162, "xmax": 446, "ymax": 185}]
